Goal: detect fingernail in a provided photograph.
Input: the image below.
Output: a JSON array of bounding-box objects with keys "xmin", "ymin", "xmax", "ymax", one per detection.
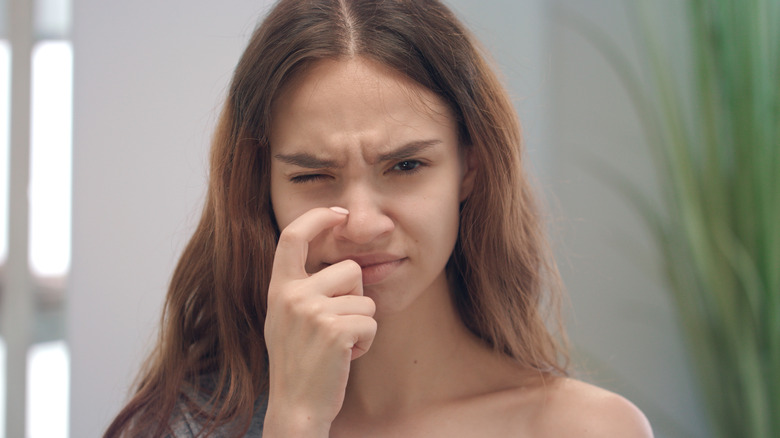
[{"xmin": 329, "ymin": 206, "xmax": 349, "ymax": 215}]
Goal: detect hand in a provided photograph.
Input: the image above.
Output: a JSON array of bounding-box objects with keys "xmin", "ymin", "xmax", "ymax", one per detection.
[{"xmin": 263, "ymin": 207, "xmax": 377, "ymax": 437}]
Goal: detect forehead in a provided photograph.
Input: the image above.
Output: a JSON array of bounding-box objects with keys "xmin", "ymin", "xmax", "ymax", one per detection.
[{"xmin": 269, "ymin": 57, "xmax": 456, "ymax": 157}]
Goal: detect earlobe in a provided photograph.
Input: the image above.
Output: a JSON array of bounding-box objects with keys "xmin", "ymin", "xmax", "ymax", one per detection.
[{"xmin": 459, "ymin": 149, "xmax": 478, "ymax": 202}]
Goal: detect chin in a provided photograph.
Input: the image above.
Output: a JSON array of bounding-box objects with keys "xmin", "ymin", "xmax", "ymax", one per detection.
[
  {"xmin": 365, "ymin": 273, "xmax": 448, "ymax": 321},
  {"xmin": 363, "ymin": 285, "xmax": 417, "ymax": 320}
]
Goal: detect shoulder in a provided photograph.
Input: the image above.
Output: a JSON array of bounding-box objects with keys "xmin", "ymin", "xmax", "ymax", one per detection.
[
  {"xmin": 166, "ymin": 386, "xmax": 268, "ymax": 437},
  {"xmin": 526, "ymin": 377, "xmax": 654, "ymax": 438},
  {"xmin": 167, "ymin": 398, "xmax": 201, "ymax": 438}
]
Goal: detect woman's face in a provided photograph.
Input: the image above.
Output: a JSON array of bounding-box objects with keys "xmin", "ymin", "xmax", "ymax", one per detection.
[{"xmin": 269, "ymin": 58, "xmax": 475, "ymax": 317}]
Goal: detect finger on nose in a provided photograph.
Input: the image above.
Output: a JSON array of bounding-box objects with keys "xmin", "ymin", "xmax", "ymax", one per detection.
[
  {"xmin": 334, "ymin": 208, "xmax": 393, "ymax": 244},
  {"xmin": 272, "ymin": 207, "xmax": 349, "ymax": 280}
]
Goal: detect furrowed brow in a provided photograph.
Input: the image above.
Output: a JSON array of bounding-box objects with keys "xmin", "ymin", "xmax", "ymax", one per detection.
[
  {"xmin": 273, "ymin": 152, "xmax": 343, "ymax": 169},
  {"xmin": 377, "ymin": 140, "xmax": 441, "ymax": 163}
]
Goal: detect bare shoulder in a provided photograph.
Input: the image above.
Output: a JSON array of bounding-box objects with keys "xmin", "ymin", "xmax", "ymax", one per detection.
[{"xmin": 526, "ymin": 376, "xmax": 654, "ymax": 438}]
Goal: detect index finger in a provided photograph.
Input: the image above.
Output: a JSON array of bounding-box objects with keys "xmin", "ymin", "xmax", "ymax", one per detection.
[{"xmin": 272, "ymin": 206, "xmax": 349, "ymax": 280}]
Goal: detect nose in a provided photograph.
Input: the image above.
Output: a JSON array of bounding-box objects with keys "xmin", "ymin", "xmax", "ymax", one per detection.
[{"xmin": 332, "ymin": 184, "xmax": 394, "ymax": 245}]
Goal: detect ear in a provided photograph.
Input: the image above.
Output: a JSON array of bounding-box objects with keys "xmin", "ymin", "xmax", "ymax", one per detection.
[{"xmin": 458, "ymin": 147, "xmax": 478, "ymax": 202}]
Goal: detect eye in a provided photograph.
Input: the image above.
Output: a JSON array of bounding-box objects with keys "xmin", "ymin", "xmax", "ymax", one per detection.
[
  {"xmin": 392, "ymin": 160, "xmax": 422, "ymax": 173},
  {"xmin": 290, "ymin": 173, "xmax": 329, "ymax": 184}
]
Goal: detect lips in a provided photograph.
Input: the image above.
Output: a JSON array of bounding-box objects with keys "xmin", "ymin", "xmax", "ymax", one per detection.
[{"xmin": 326, "ymin": 254, "xmax": 406, "ymax": 285}]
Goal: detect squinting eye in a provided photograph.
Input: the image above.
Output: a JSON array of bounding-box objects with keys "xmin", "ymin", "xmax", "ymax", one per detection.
[
  {"xmin": 392, "ymin": 160, "xmax": 421, "ymax": 172},
  {"xmin": 290, "ymin": 174, "xmax": 329, "ymax": 184}
]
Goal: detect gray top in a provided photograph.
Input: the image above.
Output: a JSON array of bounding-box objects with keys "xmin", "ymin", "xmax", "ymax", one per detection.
[{"xmin": 168, "ymin": 391, "xmax": 267, "ymax": 437}]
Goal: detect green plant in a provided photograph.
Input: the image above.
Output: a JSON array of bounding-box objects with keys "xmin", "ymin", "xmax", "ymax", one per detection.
[{"xmin": 565, "ymin": 1, "xmax": 778, "ymax": 436}]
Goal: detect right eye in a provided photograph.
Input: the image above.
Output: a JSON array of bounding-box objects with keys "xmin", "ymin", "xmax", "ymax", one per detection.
[{"xmin": 290, "ymin": 174, "xmax": 329, "ymax": 184}]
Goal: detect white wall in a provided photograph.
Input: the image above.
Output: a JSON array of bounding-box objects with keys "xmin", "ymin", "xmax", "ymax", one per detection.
[
  {"xmin": 446, "ymin": 0, "xmax": 551, "ymax": 177},
  {"xmin": 68, "ymin": 2, "xmax": 271, "ymax": 436},
  {"xmin": 452, "ymin": 1, "xmax": 708, "ymax": 436},
  {"xmin": 547, "ymin": 1, "xmax": 708, "ymax": 437},
  {"xmin": 68, "ymin": 1, "xmax": 707, "ymax": 437}
]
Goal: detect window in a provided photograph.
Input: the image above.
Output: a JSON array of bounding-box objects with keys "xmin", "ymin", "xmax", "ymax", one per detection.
[{"xmin": 0, "ymin": 0, "xmax": 72, "ymax": 436}]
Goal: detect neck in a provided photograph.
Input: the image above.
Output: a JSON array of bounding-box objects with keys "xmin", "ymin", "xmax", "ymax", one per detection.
[{"xmin": 341, "ymin": 273, "xmax": 478, "ymax": 418}]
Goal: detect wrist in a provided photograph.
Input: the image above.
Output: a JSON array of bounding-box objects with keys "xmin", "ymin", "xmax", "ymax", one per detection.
[{"xmin": 263, "ymin": 403, "xmax": 332, "ymax": 438}]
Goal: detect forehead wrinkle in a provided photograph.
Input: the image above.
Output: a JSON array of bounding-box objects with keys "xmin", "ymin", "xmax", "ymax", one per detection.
[{"xmin": 272, "ymin": 59, "xmax": 456, "ymax": 171}]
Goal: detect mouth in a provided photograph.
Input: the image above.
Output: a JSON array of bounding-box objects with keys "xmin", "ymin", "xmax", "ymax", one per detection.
[{"xmin": 326, "ymin": 254, "xmax": 406, "ymax": 286}]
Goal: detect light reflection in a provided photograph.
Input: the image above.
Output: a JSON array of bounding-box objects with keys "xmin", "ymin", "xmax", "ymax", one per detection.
[
  {"xmin": 0, "ymin": 41, "xmax": 10, "ymax": 263},
  {"xmin": 29, "ymin": 40, "xmax": 73, "ymax": 278},
  {"xmin": 27, "ymin": 340, "xmax": 69, "ymax": 438}
]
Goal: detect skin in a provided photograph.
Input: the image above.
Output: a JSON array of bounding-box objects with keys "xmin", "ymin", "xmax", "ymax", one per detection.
[{"xmin": 263, "ymin": 57, "xmax": 654, "ymax": 437}]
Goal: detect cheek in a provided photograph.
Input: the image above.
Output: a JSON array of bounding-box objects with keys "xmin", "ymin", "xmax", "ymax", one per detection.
[
  {"xmin": 407, "ymin": 185, "xmax": 461, "ymax": 248},
  {"xmin": 437, "ymin": 179, "xmax": 465, "ymax": 251},
  {"xmin": 269, "ymin": 169, "xmax": 286, "ymax": 227},
  {"xmin": 269, "ymin": 172, "xmax": 308, "ymax": 232},
  {"xmin": 269, "ymin": 190, "xmax": 290, "ymax": 231},
  {"xmin": 270, "ymin": 195, "xmax": 312, "ymax": 233}
]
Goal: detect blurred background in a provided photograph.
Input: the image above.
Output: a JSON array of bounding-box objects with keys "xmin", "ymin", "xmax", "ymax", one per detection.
[{"xmin": 0, "ymin": 0, "xmax": 715, "ymax": 436}]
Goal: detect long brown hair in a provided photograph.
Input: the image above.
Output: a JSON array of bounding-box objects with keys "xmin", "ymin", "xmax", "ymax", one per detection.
[{"xmin": 105, "ymin": 0, "xmax": 566, "ymax": 436}]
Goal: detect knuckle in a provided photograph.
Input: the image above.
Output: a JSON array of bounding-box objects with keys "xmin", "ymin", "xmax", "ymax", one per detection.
[
  {"xmin": 273, "ymin": 286, "xmax": 306, "ymax": 313},
  {"xmin": 318, "ymin": 316, "xmax": 344, "ymax": 341},
  {"xmin": 301, "ymin": 300, "xmax": 324, "ymax": 318},
  {"xmin": 284, "ymin": 292, "xmax": 314, "ymax": 314},
  {"xmin": 315, "ymin": 313, "xmax": 336, "ymax": 328}
]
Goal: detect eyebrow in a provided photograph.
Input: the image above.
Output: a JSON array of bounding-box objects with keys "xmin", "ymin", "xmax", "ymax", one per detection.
[
  {"xmin": 273, "ymin": 139, "xmax": 442, "ymax": 168},
  {"xmin": 375, "ymin": 139, "xmax": 441, "ymax": 163},
  {"xmin": 272, "ymin": 152, "xmax": 342, "ymax": 169}
]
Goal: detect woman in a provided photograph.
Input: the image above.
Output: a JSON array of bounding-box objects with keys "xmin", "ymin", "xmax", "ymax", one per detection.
[{"xmin": 106, "ymin": 0, "xmax": 653, "ymax": 436}]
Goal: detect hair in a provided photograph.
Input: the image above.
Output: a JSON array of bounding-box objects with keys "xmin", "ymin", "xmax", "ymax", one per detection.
[{"xmin": 104, "ymin": 0, "xmax": 567, "ymax": 436}]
